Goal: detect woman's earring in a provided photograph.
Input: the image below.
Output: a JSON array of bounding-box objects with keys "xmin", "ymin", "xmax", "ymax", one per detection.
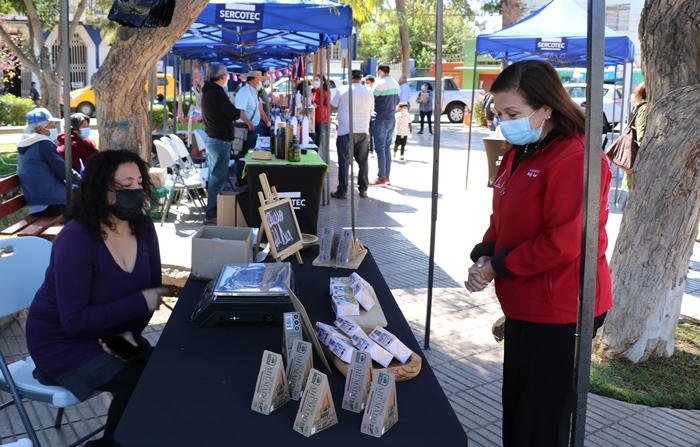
[{"xmin": 547, "ymin": 116, "xmax": 551, "ymax": 119}]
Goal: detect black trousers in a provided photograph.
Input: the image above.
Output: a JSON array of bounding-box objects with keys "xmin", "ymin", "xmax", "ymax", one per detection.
[
  {"xmin": 95, "ymin": 338, "xmax": 152, "ymax": 446},
  {"xmin": 502, "ymin": 313, "xmax": 606, "ymax": 447},
  {"xmin": 394, "ymin": 135, "xmax": 407, "ymax": 155}
]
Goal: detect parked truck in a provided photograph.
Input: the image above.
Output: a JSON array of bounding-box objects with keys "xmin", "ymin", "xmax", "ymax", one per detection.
[{"xmin": 407, "ymin": 76, "xmax": 485, "ymax": 123}]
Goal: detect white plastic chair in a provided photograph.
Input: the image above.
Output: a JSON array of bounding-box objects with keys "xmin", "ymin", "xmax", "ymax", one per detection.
[
  {"xmin": 192, "ymin": 129, "xmax": 207, "ymax": 156},
  {"xmin": 0, "ymin": 237, "xmax": 105, "ymax": 447},
  {"xmin": 154, "ymin": 140, "xmax": 207, "ymax": 225}
]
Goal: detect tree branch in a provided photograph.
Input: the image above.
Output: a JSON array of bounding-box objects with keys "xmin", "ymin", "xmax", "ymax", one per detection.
[
  {"xmin": 69, "ymin": 0, "xmax": 89, "ymax": 40},
  {"xmin": 22, "ymin": 0, "xmax": 45, "ymax": 49},
  {"xmin": 0, "ymin": 24, "xmax": 40, "ymax": 73}
]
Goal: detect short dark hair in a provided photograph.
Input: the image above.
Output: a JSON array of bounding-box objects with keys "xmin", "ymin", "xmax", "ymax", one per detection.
[
  {"xmin": 67, "ymin": 150, "xmax": 153, "ymax": 241},
  {"xmin": 351, "ymin": 69, "xmax": 362, "ymax": 80},
  {"xmin": 70, "ymin": 113, "xmax": 89, "ymax": 132},
  {"xmin": 490, "ymin": 60, "xmax": 584, "ymax": 137},
  {"xmin": 31, "ymin": 82, "xmax": 36, "ymax": 86},
  {"xmin": 365, "ymin": 75, "xmax": 375, "ymax": 84},
  {"xmin": 377, "ymin": 63, "xmax": 390, "ymax": 74}
]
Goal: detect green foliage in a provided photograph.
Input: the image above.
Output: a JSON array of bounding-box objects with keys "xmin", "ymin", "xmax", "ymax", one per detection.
[
  {"xmin": 0, "ymin": 94, "xmax": 37, "ymax": 126},
  {"xmin": 150, "ymin": 104, "xmax": 167, "ymax": 127},
  {"xmin": 0, "ymin": 151, "xmax": 18, "ymax": 177},
  {"xmin": 480, "ymin": 0, "xmax": 503, "ymax": 15},
  {"xmin": 165, "ymin": 95, "xmax": 195, "ymax": 117},
  {"xmin": 357, "ymin": 0, "xmax": 479, "ymax": 67},
  {"xmin": 590, "ymin": 323, "xmax": 700, "ymax": 409},
  {"xmin": 473, "ymin": 99, "xmax": 487, "ymax": 126}
]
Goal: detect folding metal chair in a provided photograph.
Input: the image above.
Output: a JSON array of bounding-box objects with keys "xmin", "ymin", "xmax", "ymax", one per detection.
[{"xmin": 0, "ymin": 237, "xmax": 105, "ymax": 447}]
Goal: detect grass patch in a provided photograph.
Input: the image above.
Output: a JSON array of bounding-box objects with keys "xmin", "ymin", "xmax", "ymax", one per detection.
[{"xmin": 590, "ymin": 322, "xmax": 700, "ymax": 409}]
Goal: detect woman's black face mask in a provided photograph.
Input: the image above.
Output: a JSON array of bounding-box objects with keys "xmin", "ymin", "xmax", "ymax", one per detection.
[{"xmin": 109, "ymin": 189, "xmax": 144, "ymax": 221}]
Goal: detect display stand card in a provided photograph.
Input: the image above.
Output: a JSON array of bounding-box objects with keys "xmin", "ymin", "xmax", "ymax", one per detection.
[
  {"xmin": 286, "ymin": 284, "xmax": 332, "ymax": 374},
  {"xmin": 361, "ymin": 371, "xmax": 399, "ymax": 438},
  {"xmin": 336, "ymin": 229, "xmax": 354, "ymax": 264},
  {"xmin": 286, "ymin": 340, "xmax": 313, "ymax": 401},
  {"xmin": 342, "ymin": 349, "xmax": 373, "ymax": 413},
  {"xmin": 283, "ymin": 312, "xmax": 303, "ymax": 364},
  {"xmin": 293, "ymin": 368, "xmax": 338, "ymax": 437},
  {"xmin": 318, "ymin": 228, "xmax": 334, "ymax": 262},
  {"xmin": 369, "ymin": 326, "xmax": 413, "ymax": 363},
  {"xmin": 251, "ymin": 350, "xmax": 290, "ymax": 415}
]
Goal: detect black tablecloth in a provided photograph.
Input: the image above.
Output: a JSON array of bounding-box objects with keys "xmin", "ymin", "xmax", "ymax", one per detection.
[
  {"xmin": 115, "ymin": 247, "xmax": 468, "ymax": 447},
  {"xmin": 245, "ymin": 159, "xmax": 326, "ymax": 235}
]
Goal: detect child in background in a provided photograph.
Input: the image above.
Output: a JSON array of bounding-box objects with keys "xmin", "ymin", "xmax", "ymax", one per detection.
[{"xmin": 394, "ymin": 102, "xmax": 413, "ymax": 161}]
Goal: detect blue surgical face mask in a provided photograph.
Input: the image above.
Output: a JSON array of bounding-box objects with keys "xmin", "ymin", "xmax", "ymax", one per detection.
[
  {"xmin": 256, "ymin": 82, "xmax": 262, "ymax": 92},
  {"xmin": 499, "ymin": 109, "xmax": 544, "ymax": 146},
  {"xmin": 48, "ymin": 128, "xmax": 58, "ymax": 141},
  {"xmin": 80, "ymin": 128, "xmax": 90, "ymax": 138}
]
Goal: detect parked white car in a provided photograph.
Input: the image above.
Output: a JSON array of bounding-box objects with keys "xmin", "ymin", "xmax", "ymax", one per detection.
[
  {"xmin": 563, "ymin": 83, "xmax": 623, "ymax": 123},
  {"xmin": 267, "ymin": 76, "xmax": 345, "ymax": 108},
  {"xmin": 407, "ymin": 77, "xmax": 485, "ymax": 123}
]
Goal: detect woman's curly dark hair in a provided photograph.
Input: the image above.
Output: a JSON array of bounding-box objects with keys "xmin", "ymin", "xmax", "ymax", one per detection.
[{"xmin": 65, "ymin": 149, "xmax": 153, "ymax": 241}]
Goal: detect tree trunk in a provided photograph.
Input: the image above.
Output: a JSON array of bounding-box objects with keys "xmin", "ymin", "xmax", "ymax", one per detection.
[
  {"xmin": 501, "ymin": 0, "xmax": 520, "ymax": 28},
  {"xmin": 597, "ymin": 0, "xmax": 700, "ymax": 363},
  {"xmin": 396, "ymin": 0, "xmax": 410, "ymax": 77},
  {"xmin": 92, "ymin": 0, "xmax": 209, "ymax": 159}
]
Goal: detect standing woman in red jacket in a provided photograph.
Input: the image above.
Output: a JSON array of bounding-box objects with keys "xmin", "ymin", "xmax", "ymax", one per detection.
[
  {"xmin": 465, "ymin": 60, "xmax": 613, "ymax": 447},
  {"xmin": 312, "ymin": 75, "xmax": 329, "ymax": 147}
]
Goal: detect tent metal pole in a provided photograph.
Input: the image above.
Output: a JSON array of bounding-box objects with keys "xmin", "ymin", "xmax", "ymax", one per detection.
[
  {"xmin": 424, "ymin": 0, "xmax": 444, "ymax": 351},
  {"xmin": 61, "ymin": 0, "xmax": 72, "ymax": 203},
  {"xmin": 347, "ymin": 33, "xmax": 356, "ymax": 236},
  {"xmin": 571, "ymin": 0, "xmax": 605, "ymax": 445},
  {"xmin": 325, "ymin": 52, "xmax": 332, "ymax": 206},
  {"xmin": 465, "ymin": 53, "xmax": 478, "ymax": 190}
]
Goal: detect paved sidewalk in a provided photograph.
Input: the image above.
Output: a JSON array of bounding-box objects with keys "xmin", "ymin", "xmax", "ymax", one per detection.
[{"xmin": 2, "ymin": 121, "xmax": 700, "ymax": 446}]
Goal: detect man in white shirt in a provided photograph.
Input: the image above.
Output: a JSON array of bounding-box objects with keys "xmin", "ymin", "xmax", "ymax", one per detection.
[
  {"xmin": 329, "ymin": 69, "xmax": 374, "ymax": 199},
  {"xmin": 233, "ymin": 70, "xmax": 265, "ymax": 187}
]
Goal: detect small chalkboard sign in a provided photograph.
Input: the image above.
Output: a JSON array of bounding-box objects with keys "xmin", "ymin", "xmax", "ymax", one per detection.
[{"xmin": 259, "ymin": 197, "xmax": 304, "ymax": 262}]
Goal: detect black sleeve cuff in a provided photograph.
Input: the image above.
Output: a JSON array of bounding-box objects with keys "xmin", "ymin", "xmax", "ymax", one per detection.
[
  {"xmin": 491, "ymin": 248, "xmax": 514, "ymax": 278},
  {"xmin": 470, "ymin": 242, "xmax": 495, "ymax": 263}
]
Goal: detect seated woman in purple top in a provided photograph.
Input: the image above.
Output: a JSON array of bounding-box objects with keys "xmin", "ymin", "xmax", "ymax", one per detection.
[{"xmin": 26, "ymin": 149, "xmax": 165, "ymax": 447}]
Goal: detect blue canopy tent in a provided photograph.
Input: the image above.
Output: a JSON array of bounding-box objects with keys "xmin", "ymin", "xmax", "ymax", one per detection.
[
  {"xmin": 465, "ymin": 0, "xmax": 635, "ymax": 187},
  {"xmin": 475, "ymin": 0, "xmax": 634, "ymax": 68},
  {"xmin": 171, "ymin": 0, "xmax": 353, "ymax": 70}
]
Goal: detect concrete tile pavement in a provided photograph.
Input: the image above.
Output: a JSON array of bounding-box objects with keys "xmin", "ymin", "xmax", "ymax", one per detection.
[{"xmin": 2, "ymin": 120, "xmax": 700, "ymax": 445}]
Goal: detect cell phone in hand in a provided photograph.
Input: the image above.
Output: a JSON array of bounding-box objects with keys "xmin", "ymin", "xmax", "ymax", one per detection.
[{"xmin": 103, "ymin": 336, "xmax": 142, "ymax": 360}]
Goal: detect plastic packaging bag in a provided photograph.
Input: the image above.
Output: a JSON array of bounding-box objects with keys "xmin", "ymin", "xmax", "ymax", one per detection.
[{"xmin": 107, "ymin": 0, "xmax": 176, "ymax": 28}]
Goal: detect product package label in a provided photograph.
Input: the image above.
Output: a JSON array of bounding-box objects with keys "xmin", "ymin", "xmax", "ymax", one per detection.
[
  {"xmin": 286, "ymin": 340, "xmax": 313, "ymax": 401},
  {"xmin": 342, "ymin": 349, "xmax": 373, "ymax": 412},
  {"xmin": 293, "ymin": 368, "xmax": 338, "ymax": 437},
  {"xmin": 361, "ymin": 371, "xmax": 398, "ymax": 437},
  {"xmin": 251, "ymin": 350, "xmax": 290, "ymax": 415}
]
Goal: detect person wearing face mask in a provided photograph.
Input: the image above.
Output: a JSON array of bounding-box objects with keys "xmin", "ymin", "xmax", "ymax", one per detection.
[
  {"xmin": 312, "ymin": 75, "xmax": 330, "ymax": 147},
  {"xmin": 234, "ymin": 70, "xmax": 266, "ymax": 188},
  {"xmin": 57, "ymin": 113, "xmax": 99, "ymax": 173},
  {"xmin": 17, "ymin": 107, "xmax": 81, "ymax": 217},
  {"xmin": 393, "ymin": 102, "xmax": 413, "ymax": 161},
  {"xmin": 256, "ymin": 69, "xmax": 271, "ymax": 136},
  {"xmin": 201, "ymin": 63, "xmax": 241, "ymax": 225},
  {"xmin": 26, "ymin": 149, "xmax": 165, "ymax": 447},
  {"xmin": 465, "ymin": 61, "xmax": 612, "ymax": 447}
]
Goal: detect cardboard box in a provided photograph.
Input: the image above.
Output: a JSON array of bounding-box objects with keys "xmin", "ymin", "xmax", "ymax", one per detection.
[
  {"xmin": 217, "ymin": 192, "xmax": 248, "ymax": 227},
  {"xmin": 149, "ymin": 167, "xmax": 167, "ymax": 189},
  {"xmin": 191, "ymin": 226, "xmax": 253, "ymax": 279}
]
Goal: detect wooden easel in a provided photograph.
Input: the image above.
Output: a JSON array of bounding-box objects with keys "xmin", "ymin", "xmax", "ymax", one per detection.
[{"xmin": 254, "ymin": 173, "xmax": 304, "ymax": 264}]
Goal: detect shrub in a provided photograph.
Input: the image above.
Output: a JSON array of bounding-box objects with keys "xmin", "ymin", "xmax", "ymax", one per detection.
[
  {"xmin": 0, "ymin": 94, "xmax": 37, "ymax": 126},
  {"xmin": 150, "ymin": 104, "xmax": 167, "ymax": 127},
  {"xmin": 165, "ymin": 95, "xmax": 196, "ymax": 117},
  {"xmin": 473, "ymin": 99, "xmax": 487, "ymax": 127}
]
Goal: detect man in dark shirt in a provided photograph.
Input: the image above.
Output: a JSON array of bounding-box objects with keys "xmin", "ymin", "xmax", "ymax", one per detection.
[
  {"xmin": 201, "ymin": 63, "xmax": 240, "ymax": 224},
  {"xmin": 30, "ymin": 82, "xmax": 41, "ymax": 106}
]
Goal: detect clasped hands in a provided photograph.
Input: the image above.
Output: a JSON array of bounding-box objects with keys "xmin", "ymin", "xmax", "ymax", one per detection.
[{"xmin": 464, "ymin": 256, "xmax": 496, "ymax": 293}]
